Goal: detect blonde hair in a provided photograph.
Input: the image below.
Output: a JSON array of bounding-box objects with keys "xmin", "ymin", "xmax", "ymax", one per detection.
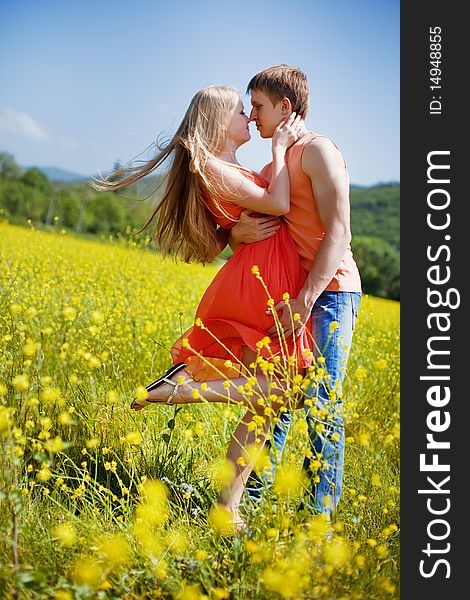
[
  {"xmin": 92, "ymin": 86, "xmax": 240, "ymax": 264},
  {"xmin": 247, "ymin": 64, "xmax": 310, "ymax": 118}
]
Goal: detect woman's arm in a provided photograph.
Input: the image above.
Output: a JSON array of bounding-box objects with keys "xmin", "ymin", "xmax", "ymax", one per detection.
[{"xmin": 206, "ymin": 113, "xmax": 302, "ymax": 216}]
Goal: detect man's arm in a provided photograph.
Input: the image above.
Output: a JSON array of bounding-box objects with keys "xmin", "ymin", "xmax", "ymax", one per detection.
[
  {"xmin": 268, "ymin": 138, "xmax": 352, "ymax": 337},
  {"xmin": 228, "ymin": 210, "xmax": 281, "ymax": 251},
  {"xmin": 215, "ymin": 227, "xmax": 231, "ymax": 255}
]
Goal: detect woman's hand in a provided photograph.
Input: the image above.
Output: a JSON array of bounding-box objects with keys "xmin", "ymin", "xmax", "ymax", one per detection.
[{"xmin": 272, "ymin": 112, "xmax": 303, "ymax": 152}]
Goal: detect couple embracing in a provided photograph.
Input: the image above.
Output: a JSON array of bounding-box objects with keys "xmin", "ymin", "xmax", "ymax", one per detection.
[{"xmin": 96, "ymin": 65, "xmax": 362, "ymax": 532}]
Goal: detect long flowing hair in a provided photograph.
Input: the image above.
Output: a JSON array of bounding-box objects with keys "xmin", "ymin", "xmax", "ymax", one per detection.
[{"xmin": 91, "ymin": 86, "xmax": 239, "ymax": 264}]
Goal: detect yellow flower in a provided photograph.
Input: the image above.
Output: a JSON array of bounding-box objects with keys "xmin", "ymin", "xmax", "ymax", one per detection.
[
  {"xmin": 307, "ymin": 515, "xmax": 331, "ymax": 542},
  {"xmin": 274, "ymin": 464, "xmax": 306, "ymax": 497},
  {"xmin": 255, "ymin": 336, "xmax": 271, "ymax": 349},
  {"xmin": 355, "ymin": 366, "xmax": 368, "ymax": 381},
  {"xmin": 323, "ymin": 537, "xmax": 351, "ymax": 569},
  {"xmin": 0, "ymin": 406, "xmax": 14, "ymax": 434},
  {"xmin": 195, "ymin": 549, "xmax": 208, "ymax": 561},
  {"xmin": 176, "ymin": 585, "xmax": 204, "ymax": 600},
  {"xmin": 12, "ymin": 374, "xmax": 30, "ymax": 392},
  {"xmin": 9, "ymin": 303, "xmax": 22, "ymax": 315},
  {"xmin": 121, "ymin": 431, "xmax": 142, "ymax": 445},
  {"xmin": 244, "ymin": 443, "xmax": 271, "ymax": 475},
  {"xmin": 52, "ymin": 522, "xmax": 77, "ymax": 546},
  {"xmin": 36, "ymin": 467, "xmax": 52, "ymax": 481},
  {"xmin": 104, "ymin": 460, "xmax": 117, "ymax": 472},
  {"xmin": 295, "ymin": 420, "xmax": 308, "ymax": 435},
  {"xmin": 40, "ymin": 386, "xmax": 61, "ymax": 404},
  {"xmin": 72, "ymin": 557, "xmax": 103, "ymax": 588},
  {"xmin": 53, "ymin": 591, "xmax": 74, "ymax": 600},
  {"xmin": 134, "ymin": 386, "xmax": 149, "ymax": 401},
  {"xmin": 26, "ymin": 307, "xmax": 38, "ymax": 319},
  {"xmin": 58, "ymin": 412, "xmax": 72, "ymax": 426},
  {"xmin": 46, "ymin": 436, "xmax": 64, "ymax": 454},
  {"xmin": 211, "ymin": 458, "xmax": 236, "ymax": 487},
  {"xmin": 165, "ymin": 529, "xmax": 188, "ymax": 554},
  {"xmin": 136, "ymin": 479, "xmax": 169, "ymax": 527},
  {"xmin": 251, "ymin": 265, "xmax": 260, "ymax": 275},
  {"xmin": 392, "ymin": 422, "xmax": 400, "ymax": 439},
  {"xmin": 143, "ymin": 320, "xmax": 157, "ymax": 335},
  {"xmin": 91, "ymin": 310, "xmax": 104, "ymax": 323},
  {"xmin": 266, "ymin": 528, "xmax": 279, "ymax": 539},
  {"xmin": 376, "ymin": 545, "xmax": 389, "ymax": 559},
  {"xmin": 208, "ymin": 505, "xmax": 236, "ymax": 536},
  {"xmin": 375, "ymin": 358, "xmax": 388, "ymax": 370},
  {"xmin": 355, "ymin": 555, "xmax": 366, "ymax": 568},
  {"xmin": 358, "ymin": 432, "xmax": 370, "ymax": 446},
  {"xmin": 107, "ymin": 390, "xmax": 120, "ymax": 404},
  {"xmin": 371, "ymin": 474, "xmax": 382, "ymax": 487},
  {"xmin": 87, "ymin": 356, "xmax": 101, "ymax": 369},
  {"xmin": 97, "ymin": 534, "xmax": 130, "ymax": 565},
  {"xmin": 23, "ymin": 340, "xmax": 39, "ymax": 357},
  {"xmin": 329, "ymin": 320, "xmax": 339, "ymax": 334},
  {"xmin": 62, "ymin": 306, "xmax": 77, "ymax": 321}
]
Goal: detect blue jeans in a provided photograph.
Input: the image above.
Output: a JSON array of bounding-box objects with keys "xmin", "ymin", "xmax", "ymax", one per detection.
[{"xmin": 244, "ymin": 291, "xmax": 362, "ymax": 516}]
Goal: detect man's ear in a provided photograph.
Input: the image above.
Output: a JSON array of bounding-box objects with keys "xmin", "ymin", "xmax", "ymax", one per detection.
[{"xmin": 280, "ymin": 97, "xmax": 293, "ymax": 115}]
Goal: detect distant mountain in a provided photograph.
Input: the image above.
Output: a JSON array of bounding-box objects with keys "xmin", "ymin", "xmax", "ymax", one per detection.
[
  {"xmin": 19, "ymin": 165, "xmax": 400, "ymax": 250},
  {"xmin": 24, "ymin": 165, "xmax": 90, "ymax": 182}
]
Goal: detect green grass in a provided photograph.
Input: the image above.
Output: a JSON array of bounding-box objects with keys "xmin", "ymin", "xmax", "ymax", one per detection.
[{"xmin": 0, "ymin": 222, "xmax": 399, "ymax": 599}]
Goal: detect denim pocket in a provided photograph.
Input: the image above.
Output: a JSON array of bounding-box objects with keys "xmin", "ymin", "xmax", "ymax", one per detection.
[{"xmin": 350, "ymin": 292, "xmax": 362, "ymax": 330}]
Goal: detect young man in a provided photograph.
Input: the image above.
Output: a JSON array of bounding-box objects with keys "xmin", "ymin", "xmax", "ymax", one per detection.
[{"xmin": 233, "ymin": 65, "xmax": 362, "ymax": 517}]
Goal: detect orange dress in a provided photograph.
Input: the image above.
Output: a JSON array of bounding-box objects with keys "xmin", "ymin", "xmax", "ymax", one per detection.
[{"xmin": 170, "ymin": 167, "xmax": 312, "ymax": 381}]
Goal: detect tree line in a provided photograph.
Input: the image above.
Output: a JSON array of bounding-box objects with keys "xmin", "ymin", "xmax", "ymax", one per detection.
[{"xmin": 0, "ymin": 152, "xmax": 399, "ymax": 300}]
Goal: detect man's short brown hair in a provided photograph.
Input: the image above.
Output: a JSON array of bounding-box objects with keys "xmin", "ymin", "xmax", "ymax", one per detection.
[{"xmin": 246, "ymin": 65, "xmax": 310, "ymax": 118}]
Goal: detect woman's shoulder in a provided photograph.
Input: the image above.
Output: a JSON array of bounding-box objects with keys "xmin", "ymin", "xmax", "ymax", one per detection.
[
  {"xmin": 206, "ymin": 157, "xmax": 267, "ymax": 186},
  {"xmin": 235, "ymin": 165, "xmax": 269, "ymax": 188}
]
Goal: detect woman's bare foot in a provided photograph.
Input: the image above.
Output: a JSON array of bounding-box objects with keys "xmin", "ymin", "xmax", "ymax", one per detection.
[
  {"xmin": 217, "ymin": 503, "xmax": 247, "ymax": 533},
  {"xmin": 132, "ymin": 370, "xmax": 196, "ymax": 411}
]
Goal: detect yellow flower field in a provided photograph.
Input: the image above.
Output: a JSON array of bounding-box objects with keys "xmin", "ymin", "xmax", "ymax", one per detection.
[{"xmin": 0, "ymin": 222, "xmax": 399, "ymax": 599}]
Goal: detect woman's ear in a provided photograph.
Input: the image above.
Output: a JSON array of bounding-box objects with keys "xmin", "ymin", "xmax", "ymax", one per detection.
[{"xmin": 280, "ymin": 97, "xmax": 293, "ymax": 115}]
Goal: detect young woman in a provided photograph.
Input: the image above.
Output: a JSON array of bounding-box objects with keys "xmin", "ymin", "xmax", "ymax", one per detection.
[{"xmin": 94, "ymin": 86, "xmax": 310, "ymax": 531}]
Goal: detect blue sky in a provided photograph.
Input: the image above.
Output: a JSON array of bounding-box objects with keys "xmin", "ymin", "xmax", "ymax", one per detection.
[{"xmin": 0, "ymin": 0, "xmax": 399, "ymax": 186}]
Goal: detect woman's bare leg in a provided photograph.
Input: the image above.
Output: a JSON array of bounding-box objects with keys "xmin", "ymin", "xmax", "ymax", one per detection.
[
  {"xmin": 216, "ymin": 348, "xmax": 274, "ymax": 524},
  {"xmin": 144, "ymin": 358, "xmax": 284, "ymax": 410},
  {"xmin": 141, "ymin": 351, "xmax": 295, "ymax": 527},
  {"xmin": 217, "ymin": 401, "xmax": 273, "ymax": 525}
]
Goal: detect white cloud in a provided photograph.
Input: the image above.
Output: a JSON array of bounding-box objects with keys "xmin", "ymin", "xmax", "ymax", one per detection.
[{"xmin": 0, "ymin": 108, "xmax": 49, "ymax": 140}]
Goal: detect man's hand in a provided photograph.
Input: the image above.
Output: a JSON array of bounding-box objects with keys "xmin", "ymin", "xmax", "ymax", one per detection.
[
  {"xmin": 267, "ymin": 294, "xmax": 313, "ymax": 339},
  {"xmin": 231, "ymin": 210, "xmax": 281, "ymax": 245}
]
